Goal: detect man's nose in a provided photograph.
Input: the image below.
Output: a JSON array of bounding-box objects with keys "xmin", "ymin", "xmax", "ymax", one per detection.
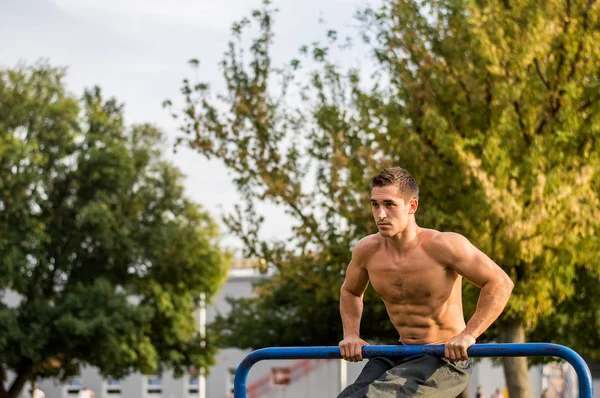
[{"xmin": 376, "ymin": 208, "xmax": 387, "ymax": 219}]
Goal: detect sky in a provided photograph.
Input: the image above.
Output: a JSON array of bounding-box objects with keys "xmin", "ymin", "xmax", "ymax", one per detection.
[{"xmin": 0, "ymin": 0, "xmax": 369, "ymax": 255}]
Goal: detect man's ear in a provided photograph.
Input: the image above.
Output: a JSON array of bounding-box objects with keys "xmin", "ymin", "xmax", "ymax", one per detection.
[{"xmin": 408, "ymin": 199, "xmax": 419, "ymax": 214}]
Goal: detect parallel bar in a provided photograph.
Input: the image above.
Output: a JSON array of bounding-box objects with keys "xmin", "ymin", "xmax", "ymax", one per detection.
[{"xmin": 233, "ymin": 343, "xmax": 593, "ymax": 398}]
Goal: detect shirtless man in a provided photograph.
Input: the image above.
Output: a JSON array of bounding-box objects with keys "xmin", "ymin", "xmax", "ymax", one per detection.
[{"xmin": 337, "ymin": 167, "xmax": 513, "ymax": 398}]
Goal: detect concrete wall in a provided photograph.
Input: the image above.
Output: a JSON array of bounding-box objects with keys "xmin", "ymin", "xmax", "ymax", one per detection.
[
  {"xmin": 204, "ymin": 269, "xmax": 276, "ymax": 398},
  {"xmin": 265, "ymin": 360, "xmax": 340, "ymax": 398}
]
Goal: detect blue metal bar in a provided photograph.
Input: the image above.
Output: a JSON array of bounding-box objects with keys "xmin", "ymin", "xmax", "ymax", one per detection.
[{"xmin": 233, "ymin": 343, "xmax": 593, "ymax": 398}]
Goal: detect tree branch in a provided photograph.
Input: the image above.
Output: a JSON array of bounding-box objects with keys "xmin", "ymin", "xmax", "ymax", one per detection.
[
  {"xmin": 567, "ymin": 0, "xmax": 593, "ymax": 80},
  {"xmin": 288, "ymin": 202, "xmax": 327, "ymax": 247},
  {"xmin": 579, "ymin": 96, "xmax": 599, "ymax": 111},
  {"xmin": 512, "ymin": 101, "xmax": 530, "ymax": 146},
  {"xmin": 444, "ymin": 60, "xmax": 472, "ymax": 105},
  {"xmin": 553, "ymin": 0, "xmax": 572, "ymax": 89},
  {"xmin": 533, "ymin": 58, "xmax": 550, "ymax": 90},
  {"xmin": 533, "ymin": 0, "xmax": 574, "ymax": 138},
  {"xmin": 485, "ymin": 73, "xmax": 493, "ymax": 126},
  {"xmin": 534, "ymin": 0, "xmax": 574, "ymax": 138},
  {"xmin": 416, "ymin": 63, "xmax": 467, "ymax": 139},
  {"xmin": 489, "ymin": 217, "xmax": 503, "ymax": 261},
  {"xmin": 534, "ymin": 119, "xmax": 547, "ymax": 136}
]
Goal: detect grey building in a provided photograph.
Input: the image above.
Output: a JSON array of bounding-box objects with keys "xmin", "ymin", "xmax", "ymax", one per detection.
[{"xmin": 3, "ymin": 262, "xmax": 594, "ymax": 398}]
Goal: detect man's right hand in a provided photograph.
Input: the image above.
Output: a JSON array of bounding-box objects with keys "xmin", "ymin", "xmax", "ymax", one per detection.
[{"xmin": 339, "ymin": 337, "xmax": 370, "ymax": 362}]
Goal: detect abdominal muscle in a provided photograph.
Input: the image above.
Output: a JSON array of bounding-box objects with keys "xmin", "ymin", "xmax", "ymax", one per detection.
[{"xmin": 384, "ymin": 300, "xmax": 466, "ymax": 345}]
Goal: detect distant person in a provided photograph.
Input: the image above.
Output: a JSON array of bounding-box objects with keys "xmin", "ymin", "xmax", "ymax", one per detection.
[
  {"xmin": 32, "ymin": 386, "xmax": 45, "ymax": 398},
  {"xmin": 77, "ymin": 387, "xmax": 94, "ymax": 398},
  {"xmin": 475, "ymin": 385, "xmax": 484, "ymax": 398},
  {"xmin": 491, "ymin": 388, "xmax": 503, "ymax": 398}
]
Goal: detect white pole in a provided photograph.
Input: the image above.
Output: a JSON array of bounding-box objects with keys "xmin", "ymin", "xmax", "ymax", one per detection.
[
  {"xmin": 339, "ymin": 359, "xmax": 347, "ymax": 392},
  {"xmin": 199, "ymin": 369, "xmax": 206, "ymax": 398},
  {"xmin": 199, "ymin": 293, "xmax": 207, "ymax": 398},
  {"xmin": 338, "ymin": 216, "xmax": 348, "ymax": 394}
]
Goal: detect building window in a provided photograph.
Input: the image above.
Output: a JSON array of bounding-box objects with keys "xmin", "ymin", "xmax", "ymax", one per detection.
[
  {"xmin": 66, "ymin": 377, "xmax": 82, "ymax": 395},
  {"xmin": 146, "ymin": 374, "xmax": 162, "ymax": 394},
  {"xmin": 105, "ymin": 378, "xmax": 121, "ymax": 395}
]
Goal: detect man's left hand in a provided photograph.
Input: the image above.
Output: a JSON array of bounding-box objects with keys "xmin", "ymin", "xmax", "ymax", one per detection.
[{"xmin": 444, "ymin": 333, "xmax": 476, "ymax": 360}]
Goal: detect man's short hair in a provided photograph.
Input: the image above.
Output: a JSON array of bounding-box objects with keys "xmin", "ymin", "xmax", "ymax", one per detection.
[{"xmin": 371, "ymin": 167, "xmax": 419, "ymax": 200}]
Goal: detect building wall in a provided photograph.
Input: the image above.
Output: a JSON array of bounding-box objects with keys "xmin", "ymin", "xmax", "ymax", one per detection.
[
  {"xmin": 204, "ymin": 269, "xmax": 279, "ymax": 398},
  {"xmin": 265, "ymin": 360, "xmax": 341, "ymax": 398}
]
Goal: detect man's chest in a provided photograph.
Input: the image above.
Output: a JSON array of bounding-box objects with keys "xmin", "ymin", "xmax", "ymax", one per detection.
[{"xmin": 366, "ymin": 251, "xmax": 453, "ymax": 304}]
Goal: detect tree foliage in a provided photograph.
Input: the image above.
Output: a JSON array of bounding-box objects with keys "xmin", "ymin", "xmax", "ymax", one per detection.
[
  {"xmin": 532, "ymin": 263, "xmax": 600, "ymax": 361},
  {"xmin": 171, "ymin": 0, "xmax": 600, "ymax": 396},
  {"xmin": 0, "ymin": 64, "xmax": 229, "ymax": 398}
]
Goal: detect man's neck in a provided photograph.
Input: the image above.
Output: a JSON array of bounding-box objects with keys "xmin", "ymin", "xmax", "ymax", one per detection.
[{"xmin": 386, "ymin": 222, "xmax": 420, "ymax": 254}]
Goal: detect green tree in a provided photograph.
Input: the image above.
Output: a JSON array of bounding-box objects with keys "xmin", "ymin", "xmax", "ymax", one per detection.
[
  {"xmin": 171, "ymin": 1, "xmax": 600, "ymax": 396},
  {"xmin": 0, "ymin": 64, "xmax": 229, "ymax": 398},
  {"xmin": 532, "ymin": 263, "xmax": 600, "ymax": 361}
]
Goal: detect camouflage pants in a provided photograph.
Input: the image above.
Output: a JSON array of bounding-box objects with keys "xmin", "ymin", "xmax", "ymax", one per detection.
[{"xmin": 336, "ymin": 355, "xmax": 472, "ymax": 398}]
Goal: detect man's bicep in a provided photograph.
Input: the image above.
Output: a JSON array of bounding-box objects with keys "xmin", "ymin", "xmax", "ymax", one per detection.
[
  {"xmin": 455, "ymin": 244, "xmax": 504, "ymax": 288},
  {"xmin": 342, "ymin": 259, "xmax": 369, "ymax": 296}
]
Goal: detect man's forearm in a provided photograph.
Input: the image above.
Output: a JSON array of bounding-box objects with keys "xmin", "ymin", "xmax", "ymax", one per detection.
[
  {"xmin": 464, "ymin": 278, "xmax": 513, "ymax": 339},
  {"xmin": 340, "ymin": 288, "xmax": 364, "ymax": 338}
]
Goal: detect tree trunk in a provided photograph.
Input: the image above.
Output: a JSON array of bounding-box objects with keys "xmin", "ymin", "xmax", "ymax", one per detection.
[
  {"xmin": 8, "ymin": 372, "xmax": 30, "ymax": 398},
  {"xmin": 0, "ymin": 363, "xmax": 33, "ymax": 398},
  {"xmin": 499, "ymin": 318, "xmax": 532, "ymax": 398},
  {"xmin": 30, "ymin": 375, "xmax": 37, "ymax": 398}
]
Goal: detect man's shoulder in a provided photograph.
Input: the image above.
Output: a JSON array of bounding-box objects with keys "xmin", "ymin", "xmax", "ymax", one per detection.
[
  {"xmin": 421, "ymin": 230, "xmax": 472, "ymax": 262},
  {"xmin": 421, "ymin": 230, "xmax": 467, "ymax": 248},
  {"xmin": 352, "ymin": 234, "xmax": 381, "ymax": 259}
]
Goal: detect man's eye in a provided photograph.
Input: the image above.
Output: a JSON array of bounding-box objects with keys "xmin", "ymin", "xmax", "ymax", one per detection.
[{"xmin": 386, "ymin": 203, "xmax": 394, "ymax": 207}]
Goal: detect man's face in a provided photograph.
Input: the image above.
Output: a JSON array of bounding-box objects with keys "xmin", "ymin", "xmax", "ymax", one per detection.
[{"xmin": 370, "ymin": 185, "xmax": 417, "ymax": 237}]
